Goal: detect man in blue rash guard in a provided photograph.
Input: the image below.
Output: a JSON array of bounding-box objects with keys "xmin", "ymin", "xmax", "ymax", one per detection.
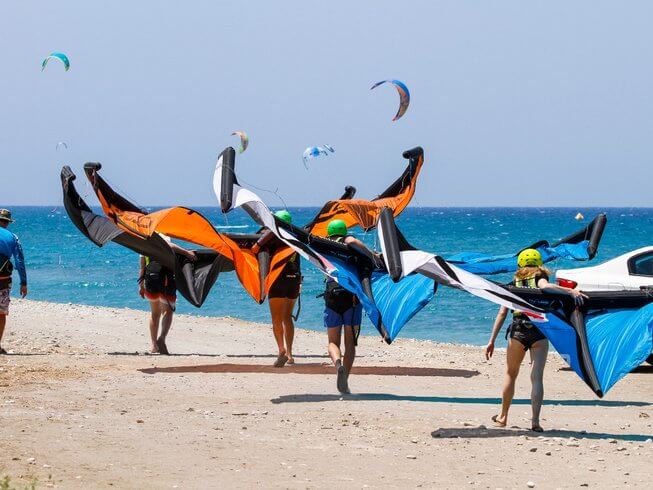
[{"xmin": 0, "ymin": 209, "xmax": 28, "ymax": 354}]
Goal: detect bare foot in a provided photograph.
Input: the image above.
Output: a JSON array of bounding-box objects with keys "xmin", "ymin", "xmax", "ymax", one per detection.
[
  {"xmin": 151, "ymin": 344, "xmax": 159, "ymax": 354},
  {"xmin": 156, "ymin": 337, "xmax": 169, "ymax": 355},
  {"xmin": 491, "ymin": 414, "xmax": 507, "ymax": 427},
  {"xmin": 273, "ymin": 353, "xmax": 288, "ymax": 368},
  {"xmin": 531, "ymin": 423, "xmax": 544, "ymax": 432},
  {"xmin": 286, "ymin": 357, "xmax": 295, "ymax": 365}
]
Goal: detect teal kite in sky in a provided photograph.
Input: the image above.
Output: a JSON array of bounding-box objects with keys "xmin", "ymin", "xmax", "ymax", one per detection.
[{"xmin": 41, "ymin": 52, "xmax": 70, "ymax": 72}]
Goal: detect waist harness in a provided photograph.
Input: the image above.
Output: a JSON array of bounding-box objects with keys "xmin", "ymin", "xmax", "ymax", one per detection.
[
  {"xmin": 320, "ymin": 235, "xmax": 356, "ymax": 314},
  {"xmin": 143, "ymin": 260, "xmax": 169, "ymax": 290}
]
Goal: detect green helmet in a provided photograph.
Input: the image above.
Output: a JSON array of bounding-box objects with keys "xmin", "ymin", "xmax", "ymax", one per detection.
[
  {"xmin": 274, "ymin": 210, "xmax": 292, "ymax": 224},
  {"xmin": 517, "ymin": 248, "xmax": 543, "ymax": 268},
  {"xmin": 327, "ymin": 219, "xmax": 347, "ymax": 237}
]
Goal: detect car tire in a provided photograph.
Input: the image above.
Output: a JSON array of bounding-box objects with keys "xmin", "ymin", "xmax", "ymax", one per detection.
[{"xmin": 647, "ymin": 354, "xmax": 653, "ymax": 365}]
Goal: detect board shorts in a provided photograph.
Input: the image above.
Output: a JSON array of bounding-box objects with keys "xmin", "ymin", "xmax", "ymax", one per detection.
[
  {"xmin": 509, "ymin": 318, "xmax": 546, "ymax": 350},
  {"xmin": 324, "ymin": 304, "xmax": 363, "ymax": 329},
  {"xmin": 144, "ymin": 270, "xmax": 176, "ymax": 308},
  {"xmin": 0, "ymin": 286, "xmax": 10, "ymax": 315},
  {"xmin": 268, "ymin": 274, "xmax": 301, "ymax": 299}
]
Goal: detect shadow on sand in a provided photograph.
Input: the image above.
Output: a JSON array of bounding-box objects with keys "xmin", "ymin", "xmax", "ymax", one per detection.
[
  {"xmin": 0, "ymin": 353, "xmax": 48, "ymax": 356},
  {"xmin": 270, "ymin": 392, "xmax": 651, "ymax": 408},
  {"xmin": 108, "ymin": 352, "xmax": 220, "ymax": 357},
  {"xmin": 226, "ymin": 354, "xmax": 332, "ymax": 359},
  {"xmin": 139, "ymin": 363, "xmax": 479, "ymax": 378},
  {"xmin": 431, "ymin": 426, "xmax": 652, "ymax": 442}
]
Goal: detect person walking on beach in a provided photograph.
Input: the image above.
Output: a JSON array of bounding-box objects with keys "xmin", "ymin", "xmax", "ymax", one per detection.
[
  {"xmin": 138, "ymin": 236, "xmax": 196, "ymax": 355},
  {"xmin": 0, "ymin": 209, "xmax": 28, "ymax": 354},
  {"xmin": 251, "ymin": 210, "xmax": 301, "ymax": 368},
  {"xmin": 485, "ymin": 249, "xmax": 587, "ymax": 432},
  {"xmin": 322, "ymin": 219, "xmax": 370, "ymax": 394}
]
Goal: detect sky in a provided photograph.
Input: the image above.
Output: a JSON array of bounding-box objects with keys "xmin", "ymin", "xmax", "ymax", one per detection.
[{"xmin": 1, "ymin": 1, "xmax": 652, "ymax": 207}]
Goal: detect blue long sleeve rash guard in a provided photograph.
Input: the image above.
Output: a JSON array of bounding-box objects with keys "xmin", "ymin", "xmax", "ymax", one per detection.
[{"xmin": 0, "ymin": 227, "xmax": 27, "ymax": 285}]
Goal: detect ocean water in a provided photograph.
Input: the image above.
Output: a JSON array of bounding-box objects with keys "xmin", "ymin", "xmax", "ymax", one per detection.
[{"xmin": 7, "ymin": 206, "xmax": 653, "ymax": 346}]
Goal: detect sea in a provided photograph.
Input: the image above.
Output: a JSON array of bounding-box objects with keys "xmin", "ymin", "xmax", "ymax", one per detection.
[{"xmin": 7, "ymin": 206, "xmax": 653, "ymax": 346}]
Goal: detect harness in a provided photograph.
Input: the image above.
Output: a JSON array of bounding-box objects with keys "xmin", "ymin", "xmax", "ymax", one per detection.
[
  {"xmin": 507, "ymin": 274, "xmax": 540, "ymax": 338},
  {"xmin": 316, "ymin": 235, "xmax": 361, "ymax": 344}
]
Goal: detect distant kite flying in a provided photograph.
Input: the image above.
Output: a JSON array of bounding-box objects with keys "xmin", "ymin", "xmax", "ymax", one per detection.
[
  {"xmin": 370, "ymin": 79, "xmax": 410, "ymax": 121},
  {"xmin": 42, "ymin": 52, "xmax": 70, "ymax": 72},
  {"xmin": 231, "ymin": 131, "xmax": 249, "ymax": 154},
  {"xmin": 302, "ymin": 145, "xmax": 335, "ymax": 169}
]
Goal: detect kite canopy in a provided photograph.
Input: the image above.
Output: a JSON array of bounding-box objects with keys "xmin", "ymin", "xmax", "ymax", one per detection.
[
  {"xmin": 42, "ymin": 52, "xmax": 70, "ymax": 71},
  {"xmin": 305, "ymin": 147, "xmax": 424, "ymax": 236},
  {"xmin": 302, "ymin": 145, "xmax": 334, "ymax": 169},
  {"xmin": 505, "ymin": 286, "xmax": 653, "ymax": 397},
  {"xmin": 214, "ymin": 147, "xmax": 540, "ymax": 343},
  {"xmin": 370, "ymin": 79, "xmax": 410, "ymax": 121},
  {"xmin": 446, "ymin": 214, "xmax": 607, "ymax": 275},
  {"xmin": 66, "ymin": 162, "xmax": 301, "ymax": 305},
  {"xmin": 60, "ymin": 166, "xmax": 235, "ymax": 307},
  {"xmin": 375, "ymin": 208, "xmax": 652, "ymax": 397},
  {"xmin": 231, "ymin": 131, "xmax": 249, "ymax": 154}
]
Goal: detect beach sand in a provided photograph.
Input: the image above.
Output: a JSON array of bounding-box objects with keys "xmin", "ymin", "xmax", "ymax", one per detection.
[{"xmin": 1, "ymin": 299, "xmax": 651, "ymax": 488}]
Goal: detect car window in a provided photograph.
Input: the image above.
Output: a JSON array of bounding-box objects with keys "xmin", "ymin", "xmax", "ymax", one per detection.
[{"xmin": 630, "ymin": 252, "xmax": 653, "ymax": 276}]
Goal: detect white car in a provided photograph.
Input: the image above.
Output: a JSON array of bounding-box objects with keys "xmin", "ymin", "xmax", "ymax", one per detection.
[
  {"xmin": 556, "ymin": 246, "xmax": 653, "ymax": 292},
  {"xmin": 556, "ymin": 247, "xmax": 653, "ymax": 365}
]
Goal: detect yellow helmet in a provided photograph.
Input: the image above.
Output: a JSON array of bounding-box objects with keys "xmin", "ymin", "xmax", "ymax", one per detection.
[{"xmin": 517, "ymin": 248, "xmax": 543, "ymax": 268}]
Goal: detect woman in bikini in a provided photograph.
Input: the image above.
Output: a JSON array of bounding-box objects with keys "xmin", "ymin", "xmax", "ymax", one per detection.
[{"xmin": 485, "ymin": 248, "xmax": 587, "ymax": 432}]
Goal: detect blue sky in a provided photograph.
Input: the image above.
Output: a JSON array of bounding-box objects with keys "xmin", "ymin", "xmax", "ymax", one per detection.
[{"xmin": 1, "ymin": 1, "xmax": 652, "ymax": 207}]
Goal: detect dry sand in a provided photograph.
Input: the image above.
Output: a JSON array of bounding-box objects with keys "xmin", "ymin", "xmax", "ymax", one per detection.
[{"xmin": 1, "ymin": 299, "xmax": 651, "ymax": 489}]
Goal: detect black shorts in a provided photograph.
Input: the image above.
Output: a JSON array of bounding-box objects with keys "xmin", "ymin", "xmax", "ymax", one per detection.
[
  {"xmin": 268, "ymin": 274, "xmax": 301, "ymax": 299},
  {"xmin": 509, "ymin": 319, "xmax": 546, "ymax": 350}
]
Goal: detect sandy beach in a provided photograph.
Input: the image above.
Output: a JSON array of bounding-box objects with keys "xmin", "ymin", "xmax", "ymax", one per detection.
[{"xmin": 0, "ymin": 299, "xmax": 651, "ymax": 489}]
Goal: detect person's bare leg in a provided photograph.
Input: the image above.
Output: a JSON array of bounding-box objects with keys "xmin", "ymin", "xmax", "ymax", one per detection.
[
  {"xmin": 493, "ymin": 339, "xmax": 527, "ymax": 427},
  {"xmin": 327, "ymin": 327, "xmax": 342, "ymax": 366},
  {"xmin": 156, "ymin": 304, "xmax": 174, "ymax": 355},
  {"xmin": 269, "ymin": 298, "xmax": 288, "ymax": 367},
  {"xmin": 529, "ymin": 339, "xmax": 549, "ymax": 431},
  {"xmin": 0, "ymin": 315, "xmax": 6, "ymax": 352},
  {"xmin": 328, "ymin": 326, "xmax": 349, "ymax": 393},
  {"xmin": 343, "ymin": 326, "xmax": 356, "ymax": 374},
  {"xmin": 282, "ymin": 298, "xmax": 296, "ymax": 363},
  {"xmin": 149, "ymin": 301, "xmax": 162, "ymax": 353}
]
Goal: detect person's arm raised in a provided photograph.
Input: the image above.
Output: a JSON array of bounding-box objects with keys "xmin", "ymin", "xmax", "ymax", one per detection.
[{"xmin": 537, "ymin": 277, "xmax": 588, "ymax": 306}]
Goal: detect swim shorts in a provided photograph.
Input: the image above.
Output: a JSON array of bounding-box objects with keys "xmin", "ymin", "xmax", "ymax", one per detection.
[
  {"xmin": 0, "ymin": 287, "xmax": 10, "ymax": 315},
  {"xmin": 144, "ymin": 269, "xmax": 176, "ymax": 308},
  {"xmin": 324, "ymin": 304, "xmax": 363, "ymax": 328},
  {"xmin": 268, "ymin": 274, "xmax": 301, "ymax": 299},
  {"xmin": 509, "ymin": 319, "xmax": 546, "ymax": 350}
]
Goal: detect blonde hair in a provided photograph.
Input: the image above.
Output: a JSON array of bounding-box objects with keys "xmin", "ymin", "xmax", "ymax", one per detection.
[{"xmin": 514, "ymin": 265, "xmax": 551, "ymax": 281}]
